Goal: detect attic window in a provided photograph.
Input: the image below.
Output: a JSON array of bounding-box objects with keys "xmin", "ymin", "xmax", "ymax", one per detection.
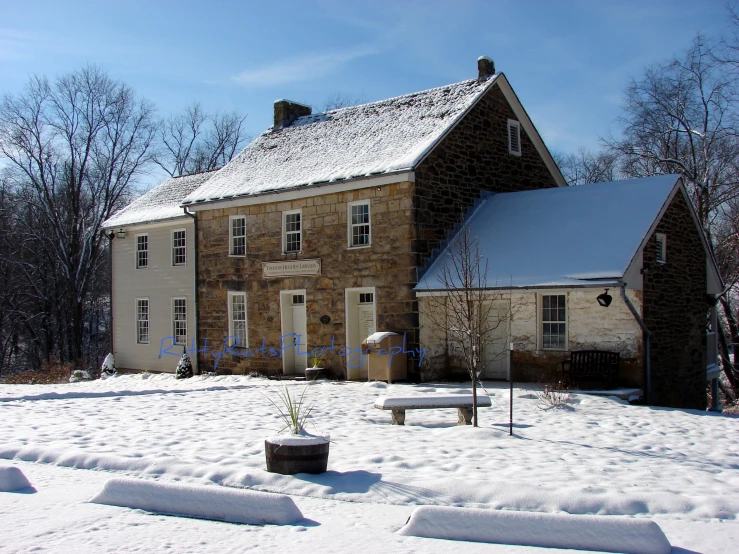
[
  {"xmin": 508, "ymin": 119, "xmax": 521, "ymax": 156},
  {"xmin": 655, "ymin": 233, "xmax": 666, "ymax": 264}
]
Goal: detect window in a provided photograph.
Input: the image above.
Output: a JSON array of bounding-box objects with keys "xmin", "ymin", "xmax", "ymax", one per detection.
[
  {"xmin": 229, "ymin": 215, "xmax": 246, "ymax": 256},
  {"xmin": 283, "ymin": 210, "xmax": 301, "ymax": 253},
  {"xmin": 173, "ymin": 298, "xmax": 187, "ymax": 345},
  {"xmin": 136, "ymin": 298, "xmax": 149, "ymax": 344},
  {"xmin": 359, "ymin": 292, "xmax": 374, "ymax": 304},
  {"xmin": 172, "ymin": 229, "xmax": 186, "ymax": 266},
  {"xmin": 541, "ymin": 294, "xmax": 566, "ymax": 350},
  {"xmin": 508, "ymin": 119, "xmax": 521, "ymax": 156},
  {"xmin": 292, "ymin": 294, "xmax": 305, "ymax": 305},
  {"xmin": 348, "ymin": 201, "xmax": 371, "ymax": 247},
  {"xmin": 655, "ymin": 233, "xmax": 666, "ymax": 264},
  {"xmin": 136, "ymin": 234, "xmax": 148, "ymax": 269},
  {"xmin": 228, "ymin": 292, "xmax": 248, "ymax": 348}
]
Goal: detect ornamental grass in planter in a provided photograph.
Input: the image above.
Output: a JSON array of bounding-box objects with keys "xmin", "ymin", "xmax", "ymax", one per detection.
[{"xmin": 264, "ymin": 386, "xmax": 329, "ymax": 475}]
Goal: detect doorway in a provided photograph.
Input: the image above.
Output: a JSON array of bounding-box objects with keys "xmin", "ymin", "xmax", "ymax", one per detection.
[
  {"xmin": 280, "ymin": 290, "xmax": 307, "ymax": 375},
  {"xmin": 345, "ymin": 288, "xmax": 376, "ymax": 380},
  {"xmin": 482, "ymin": 301, "xmax": 510, "ymax": 380}
]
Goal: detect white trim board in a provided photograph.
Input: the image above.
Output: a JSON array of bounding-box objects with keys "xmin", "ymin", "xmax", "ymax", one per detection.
[{"xmin": 183, "ymin": 172, "xmax": 415, "ymax": 212}]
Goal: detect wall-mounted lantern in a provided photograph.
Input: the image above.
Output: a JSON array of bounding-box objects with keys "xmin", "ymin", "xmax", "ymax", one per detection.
[
  {"xmin": 116, "ymin": 229, "xmax": 126, "ymax": 239},
  {"xmin": 596, "ymin": 289, "xmax": 613, "ymax": 308}
]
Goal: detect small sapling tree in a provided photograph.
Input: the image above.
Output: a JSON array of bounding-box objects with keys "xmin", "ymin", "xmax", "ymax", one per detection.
[{"xmin": 424, "ymin": 223, "xmax": 514, "ymax": 426}]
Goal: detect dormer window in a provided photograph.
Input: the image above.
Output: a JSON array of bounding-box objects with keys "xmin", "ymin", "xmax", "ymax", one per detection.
[
  {"xmin": 508, "ymin": 119, "xmax": 521, "ymax": 156},
  {"xmin": 655, "ymin": 233, "xmax": 666, "ymax": 263}
]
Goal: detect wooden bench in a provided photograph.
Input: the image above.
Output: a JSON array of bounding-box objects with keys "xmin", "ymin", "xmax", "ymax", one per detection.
[
  {"xmin": 560, "ymin": 350, "xmax": 620, "ymax": 389},
  {"xmin": 374, "ymin": 394, "xmax": 492, "ymax": 425}
]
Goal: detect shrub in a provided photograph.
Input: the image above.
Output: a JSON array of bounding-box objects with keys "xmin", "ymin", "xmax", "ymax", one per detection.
[
  {"xmin": 536, "ymin": 379, "xmax": 573, "ymax": 410},
  {"xmin": 1, "ymin": 358, "xmax": 75, "ymax": 385},
  {"xmin": 175, "ymin": 352, "xmax": 193, "ymax": 379},
  {"xmin": 100, "ymin": 353, "xmax": 117, "ymax": 379}
]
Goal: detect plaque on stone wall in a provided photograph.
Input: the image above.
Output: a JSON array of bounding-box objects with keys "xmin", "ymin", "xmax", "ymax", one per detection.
[{"xmin": 262, "ymin": 259, "xmax": 321, "ymax": 278}]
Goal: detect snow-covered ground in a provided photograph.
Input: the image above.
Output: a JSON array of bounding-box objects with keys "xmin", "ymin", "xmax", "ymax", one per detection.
[{"xmin": 1, "ymin": 374, "xmax": 738, "ymax": 552}]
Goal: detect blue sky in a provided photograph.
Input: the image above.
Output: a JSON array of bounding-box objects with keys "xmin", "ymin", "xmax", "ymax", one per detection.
[{"xmin": 0, "ymin": 0, "xmax": 731, "ymax": 185}]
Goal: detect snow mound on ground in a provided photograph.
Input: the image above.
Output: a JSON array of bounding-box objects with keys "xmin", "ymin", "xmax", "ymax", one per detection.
[
  {"xmin": 90, "ymin": 477, "xmax": 303, "ymax": 525},
  {"xmin": 398, "ymin": 505, "xmax": 671, "ymax": 554},
  {"xmin": 0, "ymin": 466, "xmax": 33, "ymax": 491}
]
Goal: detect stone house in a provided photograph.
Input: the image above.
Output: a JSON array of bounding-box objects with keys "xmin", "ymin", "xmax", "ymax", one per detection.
[
  {"xmin": 103, "ymin": 171, "xmax": 216, "ymax": 373},
  {"xmin": 415, "ymin": 175, "xmax": 722, "ymax": 409},
  {"xmin": 176, "ymin": 57, "xmax": 566, "ymax": 378}
]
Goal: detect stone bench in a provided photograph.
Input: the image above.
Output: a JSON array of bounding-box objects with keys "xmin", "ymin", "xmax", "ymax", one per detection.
[{"xmin": 374, "ymin": 394, "xmax": 492, "ymax": 425}]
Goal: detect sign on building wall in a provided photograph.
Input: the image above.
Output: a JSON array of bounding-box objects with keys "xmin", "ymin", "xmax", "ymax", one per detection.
[{"xmin": 262, "ymin": 259, "xmax": 321, "ymax": 278}]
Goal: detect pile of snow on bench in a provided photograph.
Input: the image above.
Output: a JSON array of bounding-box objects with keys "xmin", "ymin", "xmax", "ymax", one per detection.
[
  {"xmin": 398, "ymin": 505, "xmax": 671, "ymax": 554},
  {"xmin": 0, "ymin": 466, "xmax": 33, "ymax": 492},
  {"xmin": 90, "ymin": 477, "xmax": 303, "ymax": 525},
  {"xmin": 374, "ymin": 394, "xmax": 492, "ymax": 408}
]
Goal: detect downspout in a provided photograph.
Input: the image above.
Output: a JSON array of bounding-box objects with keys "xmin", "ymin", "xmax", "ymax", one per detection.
[
  {"xmin": 106, "ymin": 231, "xmax": 115, "ymax": 356},
  {"xmin": 184, "ymin": 207, "xmax": 200, "ymax": 374},
  {"xmin": 620, "ymin": 284, "xmax": 651, "ymax": 404}
]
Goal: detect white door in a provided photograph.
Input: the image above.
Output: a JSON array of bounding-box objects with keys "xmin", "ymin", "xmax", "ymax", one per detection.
[
  {"xmin": 357, "ymin": 304, "xmax": 376, "ymax": 376},
  {"xmin": 482, "ymin": 303, "xmax": 510, "ymax": 380},
  {"xmin": 281, "ymin": 291, "xmax": 307, "ymax": 375},
  {"xmin": 345, "ymin": 289, "xmax": 376, "ymax": 380}
]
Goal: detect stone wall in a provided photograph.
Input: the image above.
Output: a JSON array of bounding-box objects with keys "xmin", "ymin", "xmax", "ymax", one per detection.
[
  {"xmin": 414, "ymin": 84, "xmax": 559, "ymax": 260},
  {"xmin": 643, "ymin": 191, "xmax": 707, "ymax": 409},
  {"xmin": 196, "ymin": 182, "xmax": 418, "ymax": 375},
  {"xmin": 419, "ymin": 289, "xmax": 644, "ymax": 385}
]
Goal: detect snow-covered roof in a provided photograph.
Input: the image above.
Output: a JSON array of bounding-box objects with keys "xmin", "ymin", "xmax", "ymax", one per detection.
[
  {"xmin": 415, "ymin": 175, "xmax": 683, "ymax": 290},
  {"xmin": 103, "ymin": 171, "xmax": 217, "ymax": 228},
  {"xmin": 182, "ymin": 77, "xmax": 500, "ymax": 205}
]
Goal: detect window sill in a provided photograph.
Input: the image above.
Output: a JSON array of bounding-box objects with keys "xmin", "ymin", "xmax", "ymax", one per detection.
[{"xmin": 348, "ymin": 244, "xmax": 372, "ymax": 250}]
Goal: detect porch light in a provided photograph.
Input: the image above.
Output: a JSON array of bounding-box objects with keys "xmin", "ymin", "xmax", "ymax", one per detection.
[
  {"xmin": 597, "ymin": 289, "xmax": 613, "ymax": 308},
  {"xmin": 117, "ymin": 229, "xmax": 126, "ymax": 239}
]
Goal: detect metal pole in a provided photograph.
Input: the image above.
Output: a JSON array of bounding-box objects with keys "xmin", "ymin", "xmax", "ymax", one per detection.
[{"xmin": 509, "ymin": 341, "xmax": 513, "ymax": 436}]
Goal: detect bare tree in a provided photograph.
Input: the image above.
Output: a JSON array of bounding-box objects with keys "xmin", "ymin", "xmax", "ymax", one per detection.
[
  {"xmin": 154, "ymin": 102, "xmax": 248, "ymax": 177},
  {"xmin": 554, "ymin": 148, "xmax": 621, "ymax": 186},
  {"xmin": 0, "ymin": 65, "xmax": 156, "ymax": 370},
  {"xmin": 423, "ymin": 223, "xmax": 513, "ymax": 426},
  {"xmin": 603, "ymin": 33, "xmax": 739, "ymax": 404}
]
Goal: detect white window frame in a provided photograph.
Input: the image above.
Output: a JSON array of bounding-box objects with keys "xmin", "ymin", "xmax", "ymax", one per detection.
[
  {"xmin": 229, "ymin": 215, "xmax": 246, "ymax": 257},
  {"xmin": 540, "ymin": 293, "xmax": 567, "ymax": 350},
  {"xmin": 135, "ymin": 233, "xmax": 149, "ymax": 269},
  {"xmin": 348, "ymin": 200, "xmax": 371, "ymax": 248},
  {"xmin": 508, "ymin": 119, "xmax": 522, "ymax": 156},
  {"xmin": 655, "ymin": 232, "xmax": 666, "ymax": 264},
  {"xmin": 172, "ymin": 228, "xmax": 186, "ymax": 266},
  {"xmin": 227, "ymin": 291, "xmax": 248, "ymax": 348},
  {"xmin": 172, "ymin": 297, "xmax": 187, "ymax": 345},
  {"xmin": 136, "ymin": 298, "xmax": 150, "ymax": 344},
  {"xmin": 282, "ymin": 209, "xmax": 302, "ymax": 254}
]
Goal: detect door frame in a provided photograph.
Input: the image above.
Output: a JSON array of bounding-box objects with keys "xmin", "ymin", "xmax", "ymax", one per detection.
[
  {"xmin": 344, "ymin": 287, "xmax": 377, "ymax": 380},
  {"xmin": 481, "ymin": 299, "xmax": 511, "ymax": 380},
  {"xmin": 280, "ymin": 289, "xmax": 307, "ymax": 375}
]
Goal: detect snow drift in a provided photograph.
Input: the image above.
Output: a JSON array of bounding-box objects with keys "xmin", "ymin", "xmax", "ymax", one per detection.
[
  {"xmin": 398, "ymin": 505, "xmax": 671, "ymax": 554},
  {"xmin": 0, "ymin": 466, "xmax": 33, "ymax": 492},
  {"xmin": 90, "ymin": 477, "xmax": 304, "ymax": 525}
]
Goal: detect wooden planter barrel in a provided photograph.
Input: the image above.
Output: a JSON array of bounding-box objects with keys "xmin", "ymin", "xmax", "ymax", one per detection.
[
  {"xmin": 264, "ymin": 439, "xmax": 329, "ymax": 475},
  {"xmin": 305, "ymin": 368, "xmax": 323, "ymax": 381}
]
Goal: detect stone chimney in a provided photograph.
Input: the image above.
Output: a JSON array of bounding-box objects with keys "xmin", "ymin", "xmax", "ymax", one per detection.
[
  {"xmin": 477, "ymin": 56, "xmax": 495, "ymax": 78},
  {"xmin": 273, "ymin": 99, "xmax": 312, "ymax": 129}
]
